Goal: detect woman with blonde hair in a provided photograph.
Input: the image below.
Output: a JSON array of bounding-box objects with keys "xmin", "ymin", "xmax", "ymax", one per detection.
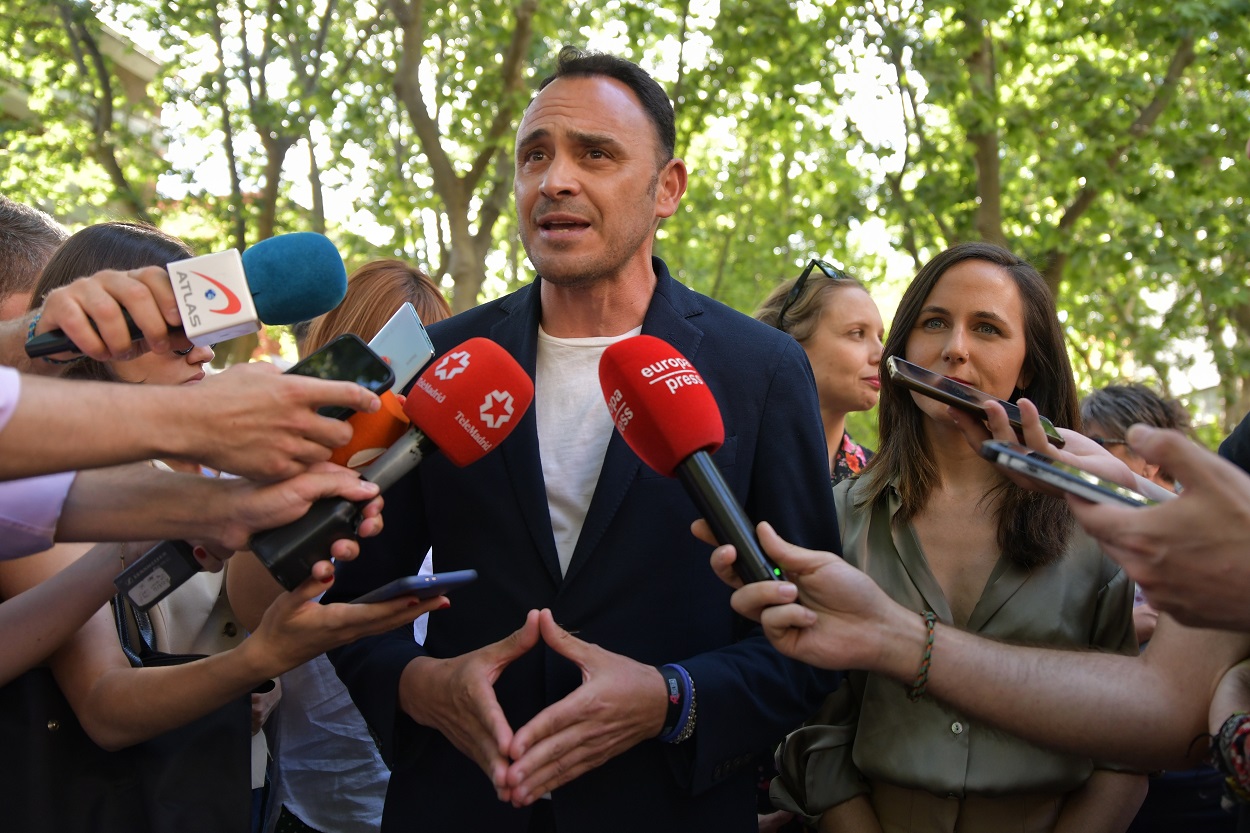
[
  {"xmin": 755, "ymin": 259, "xmax": 884, "ymax": 483},
  {"xmin": 302, "ymin": 259, "xmax": 450, "ymax": 357}
]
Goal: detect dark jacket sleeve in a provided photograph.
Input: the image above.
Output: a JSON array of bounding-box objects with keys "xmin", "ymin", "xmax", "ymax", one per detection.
[{"xmin": 674, "ymin": 336, "xmax": 844, "ymax": 794}]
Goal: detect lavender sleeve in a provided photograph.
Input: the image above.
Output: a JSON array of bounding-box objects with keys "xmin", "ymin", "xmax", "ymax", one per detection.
[{"xmin": 0, "ymin": 368, "xmax": 75, "ymax": 558}]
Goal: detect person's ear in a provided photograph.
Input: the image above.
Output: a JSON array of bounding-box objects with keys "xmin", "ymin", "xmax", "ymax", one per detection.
[{"xmin": 654, "ymin": 159, "xmax": 687, "ymax": 219}]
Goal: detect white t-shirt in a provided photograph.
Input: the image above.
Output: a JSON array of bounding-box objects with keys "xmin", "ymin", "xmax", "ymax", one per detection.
[{"xmin": 535, "ymin": 326, "xmax": 641, "ymax": 576}]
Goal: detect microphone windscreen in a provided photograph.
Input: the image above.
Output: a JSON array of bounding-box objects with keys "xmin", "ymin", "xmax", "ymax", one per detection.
[
  {"xmin": 241, "ymin": 232, "xmax": 348, "ymax": 324},
  {"xmin": 330, "ymin": 390, "xmax": 411, "ymax": 469},
  {"xmin": 404, "ymin": 337, "xmax": 535, "ymax": 467},
  {"xmin": 598, "ymin": 335, "xmax": 724, "ymax": 477}
]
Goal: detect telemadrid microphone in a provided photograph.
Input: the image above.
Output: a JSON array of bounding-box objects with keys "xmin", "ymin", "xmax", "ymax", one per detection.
[
  {"xmin": 598, "ymin": 335, "xmax": 782, "ymax": 584},
  {"xmin": 116, "ymin": 338, "xmax": 534, "ymax": 606},
  {"xmin": 248, "ymin": 337, "xmax": 535, "ymax": 591},
  {"xmin": 25, "ymin": 231, "xmax": 348, "ymax": 357}
]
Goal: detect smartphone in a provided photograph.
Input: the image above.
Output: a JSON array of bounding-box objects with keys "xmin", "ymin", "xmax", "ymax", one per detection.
[
  {"xmin": 287, "ymin": 333, "xmax": 396, "ymax": 419},
  {"xmin": 979, "ymin": 440, "xmax": 1156, "ymax": 507},
  {"xmin": 349, "ymin": 569, "xmax": 478, "ymax": 604},
  {"xmin": 886, "ymin": 356, "xmax": 1065, "ymax": 448},
  {"xmin": 368, "ymin": 302, "xmax": 435, "ymax": 391}
]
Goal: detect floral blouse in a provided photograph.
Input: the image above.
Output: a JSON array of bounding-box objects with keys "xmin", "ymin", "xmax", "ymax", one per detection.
[{"xmin": 831, "ymin": 432, "xmax": 872, "ymax": 484}]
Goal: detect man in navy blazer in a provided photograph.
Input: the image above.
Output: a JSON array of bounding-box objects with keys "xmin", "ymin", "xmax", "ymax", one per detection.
[{"xmin": 326, "ymin": 46, "xmax": 841, "ymax": 831}]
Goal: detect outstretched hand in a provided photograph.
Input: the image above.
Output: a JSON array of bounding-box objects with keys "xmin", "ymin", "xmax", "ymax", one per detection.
[
  {"xmin": 183, "ymin": 362, "xmax": 382, "ymax": 482},
  {"xmin": 505, "ymin": 609, "xmax": 667, "ymax": 806},
  {"xmin": 30, "ymin": 266, "xmax": 184, "ymax": 366},
  {"xmin": 1068, "ymin": 425, "xmax": 1250, "ymax": 630},
  {"xmin": 244, "ymin": 559, "xmax": 444, "ymax": 679},
  {"xmin": 695, "ymin": 519, "xmax": 921, "ymax": 679},
  {"xmin": 948, "ymin": 398, "xmax": 1147, "ymax": 495},
  {"xmin": 209, "ymin": 461, "xmax": 384, "ymax": 554}
]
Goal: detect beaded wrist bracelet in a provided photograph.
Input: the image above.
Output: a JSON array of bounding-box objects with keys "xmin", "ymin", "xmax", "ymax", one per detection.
[
  {"xmin": 908, "ymin": 611, "xmax": 938, "ymax": 703},
  {"xmin": 657, "ymin": 664, "xmax": 696, "ymax": 744},
  {"xmin": 1212, "ymin": 711, "xmax": 1250, "ymax": 804}
]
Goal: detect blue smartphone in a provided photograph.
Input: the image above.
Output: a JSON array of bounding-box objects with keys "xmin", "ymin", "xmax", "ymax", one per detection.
[{"xmin": 349, "ymin": 569, "xmax": 478, "ymax": 604}]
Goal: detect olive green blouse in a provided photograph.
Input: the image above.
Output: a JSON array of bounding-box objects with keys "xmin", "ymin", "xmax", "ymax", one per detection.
[{"xmin": 773, "ymin": 476, "xmax": 1137, "ymax": 815}]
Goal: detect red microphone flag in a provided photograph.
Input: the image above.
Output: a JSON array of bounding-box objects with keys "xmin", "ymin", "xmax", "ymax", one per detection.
[
  {"xmin": 404, "ymin": 337, "xmax": 535, "ymax": 467},
  {"xmin": 598, "ymin": 335, "xmax": 724, "ymax": 477}
]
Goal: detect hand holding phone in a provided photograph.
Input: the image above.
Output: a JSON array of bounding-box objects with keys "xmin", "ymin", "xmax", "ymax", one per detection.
[
  {"xmin": 350, "ymin": 569, "xmax": 478, "ymax": 604},
  {"xmin": 886, "ymin": 356, "xmax": 1065, "ymax": 448},
  {"xmin": 980, "ymin": 440, "xmax": 1156, "ymax": 507},
  {"xmin": 287, "ymin": 333, "xmax": 396, "ymax": 419}
]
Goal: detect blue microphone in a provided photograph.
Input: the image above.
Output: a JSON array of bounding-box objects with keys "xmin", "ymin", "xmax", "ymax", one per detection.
[{"xmin": 25, "ymin": 232, "xmax": 348, "ymax": 357}]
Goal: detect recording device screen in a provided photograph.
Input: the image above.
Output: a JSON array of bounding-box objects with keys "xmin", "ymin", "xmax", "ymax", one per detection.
[
  {"xmin": 287, "ymin": 332, "xmax": 396, "ymax": 419},
  {"xmin": 886, "ymin": 356, "xmax": 1065, "ymax": 448},
  {"xmin": 980, "ymin": 440, "xmax": 1156, "ymax": 507}
]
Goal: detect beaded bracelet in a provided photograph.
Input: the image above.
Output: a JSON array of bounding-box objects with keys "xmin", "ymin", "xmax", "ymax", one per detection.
[
  {"xmin": 908, "ymin": 611, "xmax": 938, "ymax": 702},
  {"xmin": 1211, "ymin": 712, "xmax": 1250, "ymax": 804},
  {"xmin": 26, "ymin": 311, "xmax": 81, "ymax": 365},
  {"xmin": 657, "ymin": 664, "xmax": 696, "ymax": 743}
]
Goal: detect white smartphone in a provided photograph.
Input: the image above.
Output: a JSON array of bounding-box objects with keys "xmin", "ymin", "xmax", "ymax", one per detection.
[
  {"xmin": 349, "ymin": 569, "xmax": 478, "ymax": 604},
  {"xmin": 980, "ymin": 440, "xmax": 1156, "ymax": 507},
  {"xmin": 368, "ymin": 302, "xmax": 435, "ymax": 391}
]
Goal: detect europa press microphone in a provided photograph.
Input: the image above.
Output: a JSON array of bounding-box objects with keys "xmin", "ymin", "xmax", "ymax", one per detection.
[
  {"xmin": 598, "ymin": 335, "xmax": 782, "ymax": 584},
  {"xmin": 25, "ymin": 232, "xmax": 348, "ymax": 357}
]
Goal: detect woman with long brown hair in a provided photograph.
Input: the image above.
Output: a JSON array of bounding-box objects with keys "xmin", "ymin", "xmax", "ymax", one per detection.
[{"xmin": 772, "ymin": 242, "xmax": 1145, "ymax": 832}]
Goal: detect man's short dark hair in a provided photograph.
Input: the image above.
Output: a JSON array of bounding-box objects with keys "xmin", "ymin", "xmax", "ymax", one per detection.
[
  {"xmin": 0, "ymin": 196, "xmax": 68, "ymax": 304},
  {"xmin": 538, "ymin": 46, "xmax": 676, "ymax": 164}
]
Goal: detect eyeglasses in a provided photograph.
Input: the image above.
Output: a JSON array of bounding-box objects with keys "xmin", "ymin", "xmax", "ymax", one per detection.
[
  {"xmin": 1089, "ymin": 436, "xmax": 1128, "ymax": 448},
  {"xmin": 776, "ymin": 259, "xmax": 849, "ymax": 333}
]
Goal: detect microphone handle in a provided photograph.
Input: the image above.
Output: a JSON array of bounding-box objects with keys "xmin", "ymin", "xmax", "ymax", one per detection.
[
  {"xmin": 677, "ymin": 450, "xmax": 782, "ymax": 584},
  {"xmin": 25, "ymin": 311, "xmax": 186, "ymax": 358},
  {"xmin": 249, "ymin": 428, "xmax": 434, "ymax": 591},
  {"xmin": 360, "ymin": 427, "xmax": 434, "ymax": 490}
]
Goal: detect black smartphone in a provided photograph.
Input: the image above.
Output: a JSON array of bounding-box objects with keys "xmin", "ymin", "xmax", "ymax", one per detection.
[
  {"xmin": 287, "ymin": 333, "xmax": 396, "ymax": 419},
  {"xmin": 349, "ymin": 569, "xmax": 479, "ymax": 604},
  {"xmin": 979, "ymin": 440, "xmax": 1156, "ymax": 507},
  {"xmin": 886, "ymin": 356, "xmax": 1065, "ymax": 448}
]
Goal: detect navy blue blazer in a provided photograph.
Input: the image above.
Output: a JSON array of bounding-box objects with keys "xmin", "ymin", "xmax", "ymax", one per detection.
[{"xmin": 327, "ymin": 259, "xmax": 842, "ymax": 831}]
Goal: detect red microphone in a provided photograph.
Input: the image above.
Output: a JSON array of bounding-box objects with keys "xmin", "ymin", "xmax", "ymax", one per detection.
[
  {"xmin": 599, "ymin": 335, "xmax": 782, "ymax": 583},
  {"xmin": 249, "ymin": 337, "xmax": 534, "ymax": 589}
]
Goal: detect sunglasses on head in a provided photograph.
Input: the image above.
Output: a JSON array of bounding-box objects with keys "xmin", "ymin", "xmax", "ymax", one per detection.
[{"xmin": 776, "ymin": 259, "xmax": 849, "ymax": 333}]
